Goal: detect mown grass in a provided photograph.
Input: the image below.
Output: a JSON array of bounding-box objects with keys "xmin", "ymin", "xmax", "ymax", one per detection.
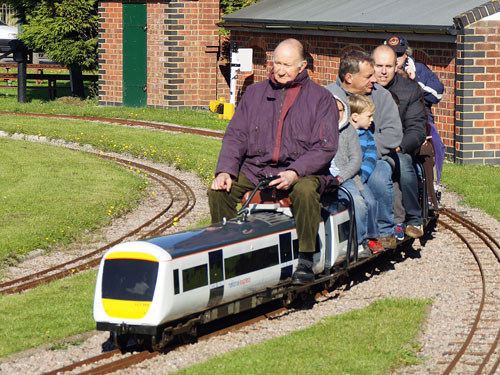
[
  {"xmin": 0, "ymin": 94, "xmax": 229, "ymax": 131},
  {"xmin": 441, "ymin": 163, "xmax": 500, "ymax": 221},
  {"xmin": 0, "ymin": 138, "xmax": 146, "ymax": 261},
  {"xmin": 0, "ymin": 113, "xmax": 221, "ymax": 185},
  {"xmin": 0, "ymin": 270, "xmax": 97, "ymax": 357},
  {"xmin": 175, "ymin": 298, "xmax": 430, "ymax": 375}
]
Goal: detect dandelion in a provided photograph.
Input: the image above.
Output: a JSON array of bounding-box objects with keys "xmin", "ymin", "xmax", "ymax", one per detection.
[
  {"xmin": 145, "ymin": 181, "xmax": 148, "ymax": 185},
  {"xmin": 152, "ymin": 191, "xmax": 155, "ymax": 195}
]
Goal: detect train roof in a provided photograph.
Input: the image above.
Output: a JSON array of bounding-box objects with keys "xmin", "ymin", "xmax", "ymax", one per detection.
[{"xmin": 145, "ymin": 211, "xmax": 295, "ymax": 258}]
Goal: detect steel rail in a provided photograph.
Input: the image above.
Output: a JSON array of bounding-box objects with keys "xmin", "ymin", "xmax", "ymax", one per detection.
[
  {"xmin": 0, "ymin": 111, "xmax": 225, "ymax": 139},
  {"xmin": 0, "ymin": 155, "xmax": 196, "ymax": 294},
  {"xmin": 438, "ymin": 208, "xmax": 500, "ymax": 375}
]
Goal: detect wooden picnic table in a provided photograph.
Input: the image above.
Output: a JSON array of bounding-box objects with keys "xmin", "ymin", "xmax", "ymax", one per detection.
[{"xmin": 0, "ymin": 72, "xmax": 98, "ymax": 99}]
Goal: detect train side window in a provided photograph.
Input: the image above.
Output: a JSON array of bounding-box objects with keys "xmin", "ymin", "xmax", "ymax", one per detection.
[
  {"xmin": 279, "ymin": 233, "xmax": 292, "ymax": 262},
  {"xmin": 209, "ymin": 249, "xmax": 224, "ymax": 283},
  {"xmin": 338, "ymin": 220, "xmax": 350, "ymax": 244},
  {"xmin": 173, "ymin": 269, "xmax": 180, "ymax": 295},
  {"xmin": 182, "ymin": 264, "xmax": 208, "ymax": 292},
  {"xmin": 292, "ymin": 239, "xmax": 299, "ymax": 259},
  {"xmin": 224, "ymin": 245, "xmax": 279, "ymax": 279}
]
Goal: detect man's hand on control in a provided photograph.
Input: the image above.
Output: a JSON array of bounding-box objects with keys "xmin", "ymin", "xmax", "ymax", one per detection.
[
  {"xmin": 211, "ymin": 172, "xmax": 232, "ymax": 192},
  {"xmin": 269, "ymin": 170, "xmax": 298, "ymax": 190}
]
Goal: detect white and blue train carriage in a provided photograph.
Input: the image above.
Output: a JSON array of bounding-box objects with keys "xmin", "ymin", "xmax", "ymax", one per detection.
[{"xmin": 93, "ymin": 188, "xmax": 355, "ymax": 352}]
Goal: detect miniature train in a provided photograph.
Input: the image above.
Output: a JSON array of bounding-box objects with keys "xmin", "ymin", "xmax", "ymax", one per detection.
[{"xmin": 93, "ymin": 165, "xmax": 435, "ymax": 352}]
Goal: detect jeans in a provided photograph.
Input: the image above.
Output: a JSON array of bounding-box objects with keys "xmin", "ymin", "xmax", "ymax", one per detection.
[
  {"xmin": 367, "ymin": 160, "xmax": 394, "ymax": 237},
  {"xmin": 337, "ymin": 179, "xmax": 367, "ymax": 245},
  {"xmin": 396, "ymin": 152, "xmax": 422, "ymax": 227},
  {"xmin": 337, "ymin": 179, "xmax": 379, "ymax": 244}
]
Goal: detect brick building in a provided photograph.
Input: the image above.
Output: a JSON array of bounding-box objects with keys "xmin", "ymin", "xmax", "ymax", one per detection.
[
  {"xmin": 97, "ymin": 0, "xmax": 500, "ymax": 165},
  {"xmin": 98, "ymin": 0, "xmax": 220, "ymax": 109},
  {"xmin": 222, "ymin": 0, "xmax": 500, "ymax": 165}
]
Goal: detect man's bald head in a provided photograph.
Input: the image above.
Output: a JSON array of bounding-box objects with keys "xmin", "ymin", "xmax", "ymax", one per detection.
[
  {"xmin": 274, "ymin": 38, "xmax": 305, "ymax": 62},
  {"xmin": 272, "ymin": 38, "xmax": 307, "ymax": 85},
  {"xmin": 372, "ymin": 45, "xmax": 397, "ymax": 87}
]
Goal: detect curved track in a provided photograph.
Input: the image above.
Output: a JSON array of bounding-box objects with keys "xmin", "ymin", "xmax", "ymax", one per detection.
[
  {"xmin": 0, "ymin": 111, "xmax": 225, "ymax": 139},
  {"xmin": 0, "ymin": 154, "xmax": 197, "ymax": 294},
  {"xmin": 437, "ymin": 208, "xmax": 500, "ymax": 375}
]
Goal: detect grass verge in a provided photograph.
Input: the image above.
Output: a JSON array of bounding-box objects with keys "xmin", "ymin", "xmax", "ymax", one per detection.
[
  {"xmin": 0, "ymin": 113, "xmax": 220, "ymax": 185},
  {"xmin": 175, "ymin": 298, "xmax": 430, "ymax": 375},
  {"xmin": 0, "ymin": 270, "xmax": 97, "ymax": 357},
  {"xmin": 0, "ymin": 138, "xmax": 147, "ymax": 261},
  {"xmin": 440, "ymin": 163, "xmax": 500, "ymax": 221},
  {"xmin": 0, "ymin": 94, "xmax": 229, "ymax": 131}
]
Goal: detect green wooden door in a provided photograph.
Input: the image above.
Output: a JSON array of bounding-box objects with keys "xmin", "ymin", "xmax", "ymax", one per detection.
[{"xmin": 123, "ymin": 3, "xmax": 147, "ymax": 107}]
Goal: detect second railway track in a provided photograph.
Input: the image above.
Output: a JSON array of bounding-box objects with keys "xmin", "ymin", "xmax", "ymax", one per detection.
[
  {"xmin": 0, "ymin": 153, "xmax": 197, "ymax": 295},
  {"xmin": 434, "ymin": 208, "xmax": 500, "ymax": 375}
]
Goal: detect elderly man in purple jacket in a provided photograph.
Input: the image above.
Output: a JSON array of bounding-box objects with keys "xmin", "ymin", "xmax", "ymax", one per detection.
[{"xmin": 208, "ymin": 38, "xmax": 339, "ymax": 284}]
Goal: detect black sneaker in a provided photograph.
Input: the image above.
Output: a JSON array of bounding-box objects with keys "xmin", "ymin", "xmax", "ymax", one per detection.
[{"xmin": 292, "ymin": 259, "xmax": 314, "ymax": 285}]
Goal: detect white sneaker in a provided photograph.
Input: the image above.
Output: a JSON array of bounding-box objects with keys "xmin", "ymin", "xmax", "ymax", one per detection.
[{"xmin": 357, "ymin": 242, "xmax": 371, "ymax": 259}]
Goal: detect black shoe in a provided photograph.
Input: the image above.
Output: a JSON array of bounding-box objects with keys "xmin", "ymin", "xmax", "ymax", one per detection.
[{"xmin": 292, "ymin": 260, "xmax": 314, "ymax": 285}]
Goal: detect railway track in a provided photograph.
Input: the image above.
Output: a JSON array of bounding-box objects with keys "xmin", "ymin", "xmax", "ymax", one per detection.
[
  {"xmin": 42, "ymin": 306, "xmax": 288, "ymax": 375},
  {"xmin": 435, "ymin": 207, "xmax": 500, "ymax": 375},
  {"xmin": 0, "ymin": 111, "xmax": 225, "ymax": 139},
  {"xmin": 0, "ymin": 154, "xmax": 197, "ymax": 295}
]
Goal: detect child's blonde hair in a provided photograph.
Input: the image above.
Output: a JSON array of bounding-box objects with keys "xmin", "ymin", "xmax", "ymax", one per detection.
[{"xmin": 347, "ymin": 94, "xmax": 376, "ymax": 115}]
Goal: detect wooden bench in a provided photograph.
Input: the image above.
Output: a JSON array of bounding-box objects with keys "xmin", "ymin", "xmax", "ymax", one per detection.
[{"xmin": 0, "ymin": 72, "xmax": 98, "ymax": 99}]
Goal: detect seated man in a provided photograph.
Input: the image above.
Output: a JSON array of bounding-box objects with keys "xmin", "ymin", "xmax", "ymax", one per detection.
[
  {"xmin": 385, "ymin": 35, "xmax": 446, "ymax": 188},
  {"xmin": 326, "ymin": 50, "xmax": 403, "ymax": 249},
  {"xmin": 372, "ymin": 45, "xmax": 427, "ymax": 239},
  {"xmin": 208, "ymin": 38, "xmax": 339, "ymax": 284}
]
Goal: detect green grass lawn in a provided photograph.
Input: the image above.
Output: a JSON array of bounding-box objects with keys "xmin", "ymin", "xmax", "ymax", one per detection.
[
  {"xmin": 175, "ymin": 298, "xmax": 430, "ymax": 375},
  {"xmin": 0, "ymin": 270, "xmax": 97, "ymax": 357},
  {"xmin": 441, "ymin": 162, "xmax": 500, "ymax": 221},
  {"xmin": 0, "ymin": 113, "xmax": 220, "ymax": 185},
  {"xmin": 0, "ymin": 93, "xmax": 229, "ymax": 131},
  {"xmin": 0, "ymin": 138, "xmax": 146, "ymax": 262}
]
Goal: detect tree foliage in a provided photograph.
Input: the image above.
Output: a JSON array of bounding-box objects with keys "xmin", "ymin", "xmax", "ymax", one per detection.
[
  {"xmin": 220, "ymin": 0, "xmax": 260, "ymax": 15},
  {"xmin": 4, "ymin": 0, "xmax": 98, "ymax": 70}
]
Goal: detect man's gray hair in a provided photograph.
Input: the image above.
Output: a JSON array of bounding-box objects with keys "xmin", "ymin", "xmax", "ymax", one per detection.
[{"xmin": 338, "ymin": 50, "xmax": 373, "ymax": 82}]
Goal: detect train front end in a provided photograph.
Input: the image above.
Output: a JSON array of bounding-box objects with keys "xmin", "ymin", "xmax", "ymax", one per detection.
[{"xmin": 93, "ymin": 241, "xmax": 174, "ymax": 346}]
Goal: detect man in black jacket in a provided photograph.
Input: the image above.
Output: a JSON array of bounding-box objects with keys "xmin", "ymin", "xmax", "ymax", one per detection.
[{"xmin": 372, "ymin": 44, "xmax": 427, "ymax": 239}]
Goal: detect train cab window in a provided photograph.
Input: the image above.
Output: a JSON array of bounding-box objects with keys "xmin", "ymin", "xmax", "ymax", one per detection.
[
  {"xmin": 225, "ymin": 245, "xmax": 279, "ymax": 279},
  {"xmin": 102, "ymin": 259, "xmax": 158, "ymax": 301},
  {"xmin": 182, "ymin": 264, "xmax": 208, "ymax": 292}
]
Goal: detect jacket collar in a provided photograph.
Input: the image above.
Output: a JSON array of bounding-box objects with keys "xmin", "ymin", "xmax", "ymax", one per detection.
[{"xmin": 269, "ymin": 69, "xmax": 309, "ymax": 89}]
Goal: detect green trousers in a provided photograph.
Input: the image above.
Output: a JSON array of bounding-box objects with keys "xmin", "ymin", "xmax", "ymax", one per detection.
[{"xmin": 207, "ymin": 173, "xmax": 321, "ymax": 253}]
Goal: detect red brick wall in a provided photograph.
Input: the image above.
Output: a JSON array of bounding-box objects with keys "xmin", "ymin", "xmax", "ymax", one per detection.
[
  {"xmin": 229, "ymin": 31, "xmax": 456, "ymax": 159},
  {"xmin": 98, "ymin": 2, "xmax": 123, "ymax": 106},
  {"xmin": 98, "ymin": 0, "xmax": 220, "ymax": 109},
  {"xmin": 455, "ymin": 19, "xmax": 500, "ymax": 164},
  {"xmin": 147, "ymin": 1, "xmax": 169, "ymax": 108}
]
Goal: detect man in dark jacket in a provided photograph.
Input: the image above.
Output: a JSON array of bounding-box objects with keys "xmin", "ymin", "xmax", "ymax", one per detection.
[
  {"xmin": 372, "ymin": 45, "xmax": 427, "ymax": 239},
  {"xmin": 208, "ymin": 38, "xmax": 339, "ymax": 284}
]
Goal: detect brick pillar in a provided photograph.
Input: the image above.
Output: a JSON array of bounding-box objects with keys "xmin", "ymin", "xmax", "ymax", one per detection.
[
  {"xmin": 454, "ymin": 1, "xmax": 500, "ymax": 165},
  {"xmin": 163, "ymin": 0, "xmax": 220, "ymax": 109},
  {"xmin": 98, "ymin": 2, "xmax": 123, "ymax": 106}
]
